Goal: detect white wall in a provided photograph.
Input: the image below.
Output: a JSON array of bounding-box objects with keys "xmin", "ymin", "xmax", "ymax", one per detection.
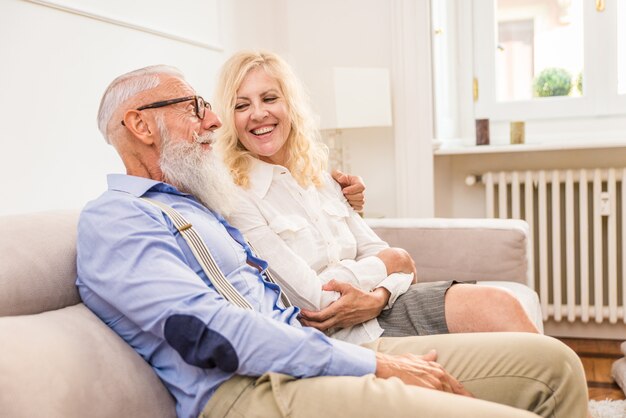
[
  {"xmin": 2, "ymin": 0, "xmax": 431, "ymax": 219},
  {"xmin": 285, "ymin": 0, "xmax": 398, "ymax": 217},
  {"xmin": 218, "ymin": 0, "xmax": 288, "ymax": 57},
  {"xmin": 0, "ymin": 0, "xmax": 223, "ymax": 215}
]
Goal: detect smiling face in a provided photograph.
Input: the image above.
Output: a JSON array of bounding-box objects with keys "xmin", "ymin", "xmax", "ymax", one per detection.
[{"xmin": 233, "ymin": 67, "xmax": 292, "ymax": 166}]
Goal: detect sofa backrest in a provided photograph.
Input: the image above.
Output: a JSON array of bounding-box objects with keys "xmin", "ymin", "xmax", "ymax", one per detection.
[
  {"xmin": 368, "ymin": 217, "xmax": 529, "ymax": 284},
  {"xmin": 0, "ymin": 210, "xmax": 81, "ymax": 316}
]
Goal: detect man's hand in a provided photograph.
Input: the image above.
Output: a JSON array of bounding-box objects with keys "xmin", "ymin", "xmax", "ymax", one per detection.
[
  {"xmin": 332, "ymin": 170, "xmax": 365, "ymax": 212},
  {"xmin": 299, "ymin": 280, "xmax": 390, "ymax": 331},
  {"xmin": 375, "ymin": 350, "xmax": 473, "ymax": 397},
  {"xmin": 376, "ymin": 247, "xmax": 418, "ymax": 283}
]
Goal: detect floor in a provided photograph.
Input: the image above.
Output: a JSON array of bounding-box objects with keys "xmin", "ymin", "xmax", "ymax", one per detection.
[{"xmin": 558, "ymin": 338, "xmax": 625, "ymax": 401}]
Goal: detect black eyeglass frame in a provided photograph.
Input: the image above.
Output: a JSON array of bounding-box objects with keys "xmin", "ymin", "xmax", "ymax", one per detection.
[{"xmin": 120, "ymin": 95, "xmax": 211, "ymax": 126}]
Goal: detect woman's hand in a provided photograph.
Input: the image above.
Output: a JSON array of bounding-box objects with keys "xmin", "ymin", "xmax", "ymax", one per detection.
[
  {"xmin": 299, "ymin": 280, "xmax": 390, "ymax": 331},
  {"xmin": 332, "ymin": 170, "xmax": 365, "ymax": 213},
  {"xmin": 376, "ymin": 247, "xmax": 418, "ymax": 283}
]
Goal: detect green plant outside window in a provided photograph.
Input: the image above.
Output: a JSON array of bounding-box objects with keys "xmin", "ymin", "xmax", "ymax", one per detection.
[{"xmin": 533, "ymin": 67, "xmax": 572, "ymax": 97}]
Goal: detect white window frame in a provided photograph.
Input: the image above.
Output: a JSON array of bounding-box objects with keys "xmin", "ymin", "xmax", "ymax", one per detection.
[
  {"xmin": 473, "ymin": 0, "xmax": 626, "ymax": 122},
  {"xmin": 432, "ymin": 0, "xmax": 476, "ymax": 141},
  {"xmin": 431, "ymin": 0, "xmax": 626, "ymax": 148}
]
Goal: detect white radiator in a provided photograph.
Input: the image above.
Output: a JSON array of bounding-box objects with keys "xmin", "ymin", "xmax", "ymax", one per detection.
[{"xmin": 477, "ymin": 168, "xmax": 626, "ymax": 324}]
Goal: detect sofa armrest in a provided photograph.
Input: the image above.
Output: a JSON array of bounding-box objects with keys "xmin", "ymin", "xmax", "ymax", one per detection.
[
  {"xmin": 366, "ymin": 218, "xmax": 531, "ymax": 286},
  {"xmin": 0, "ymin": 210, "xmax": 81, "ymax": 316}
]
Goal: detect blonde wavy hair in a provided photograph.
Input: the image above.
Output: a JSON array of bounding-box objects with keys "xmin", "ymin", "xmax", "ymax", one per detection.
[{"xmin": 214, "ymin": 51, "xmax": 328, "ymax": 188}]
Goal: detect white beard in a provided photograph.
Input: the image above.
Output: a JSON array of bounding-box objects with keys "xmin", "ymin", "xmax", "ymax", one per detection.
[{"xmin": 158, "ymin": 122, "xmax": 239, "ymax": 217}]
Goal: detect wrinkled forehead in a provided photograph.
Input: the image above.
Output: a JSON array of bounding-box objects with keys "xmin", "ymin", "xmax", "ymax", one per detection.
[{"xmin": 145, "ymin": 75, "xmax": 196, "ymax": 101}]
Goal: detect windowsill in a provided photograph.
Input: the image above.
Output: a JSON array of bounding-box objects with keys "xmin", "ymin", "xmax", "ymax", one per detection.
[{"xmin": 434, "ymin": 138, "xmax": 626, "ymax": 156}]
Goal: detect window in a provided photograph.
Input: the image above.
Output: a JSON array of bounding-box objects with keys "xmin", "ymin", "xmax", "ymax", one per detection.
[
  {"xmin": 495, "ymin": 0, "xmax": 583, "ymax": 102},
  {"xmin": 497, "ymin": 18, "xmax": 536, "ymax": 102},
  {"xmin": 432, "ymin": 0, "xmax": 626, "ymax": 144}
]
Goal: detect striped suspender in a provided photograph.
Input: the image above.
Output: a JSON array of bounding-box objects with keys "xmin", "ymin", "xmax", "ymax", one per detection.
[
  {"xmin": 142, "ymin": 198, "xmax": 292, "ymax": 309},
  {"xmin": 142, "ymin": 198, "xmax": 253, "ymax": 310}
]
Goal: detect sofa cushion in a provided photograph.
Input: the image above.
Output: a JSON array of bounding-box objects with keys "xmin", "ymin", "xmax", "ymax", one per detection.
[
  {"xmin": 0, "ymin": 303, "xmax": 176, "ymax": 418},
  {"xmin": 368, "ymin": 218, "xmax": 529, "ymax": 284},
  {"xmin": 0, "ymin": 211, "xmax": 81, "ymax": 316}
]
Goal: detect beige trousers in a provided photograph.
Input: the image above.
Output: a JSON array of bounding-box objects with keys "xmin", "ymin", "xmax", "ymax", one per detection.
[{"xmin": 200, "ymin": 333, "xmax": 588, "ymax": 418}]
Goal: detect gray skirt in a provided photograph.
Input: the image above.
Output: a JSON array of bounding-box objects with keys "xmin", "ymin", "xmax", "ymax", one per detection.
[{"xmin": 378, "ymin": 280, "xmax": 460, "ymax": 337}]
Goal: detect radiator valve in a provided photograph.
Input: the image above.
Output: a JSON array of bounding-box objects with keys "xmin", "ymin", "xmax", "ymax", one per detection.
[{"xmin": 600, "ymin": 192, "xmax": 611, "ymax": 216}]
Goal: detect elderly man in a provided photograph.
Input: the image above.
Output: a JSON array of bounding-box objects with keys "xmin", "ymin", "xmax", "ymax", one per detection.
[{"xmin": 76, "ymin": 65, "xmax": 588, "ymax": 418}]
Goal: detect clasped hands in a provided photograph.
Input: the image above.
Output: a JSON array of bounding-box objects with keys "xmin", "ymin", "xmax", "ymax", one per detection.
[
  {"xmin": 299, "ymin": 278, "xmax": 471, "ymax": 397},
  {"xmin": 299, "ymin": 247, "xmax": 417, "ymax": 331},
  {"xmin": 300, "ymin": 248, "xmax": 417, "ymax": 331},
  {"xmin": 299, "ymin": 245, "xmax": 467, "ymax": 396},
  {"xmin": 299, "ymin": 280, "xmax": 390, "ymax": 330}
]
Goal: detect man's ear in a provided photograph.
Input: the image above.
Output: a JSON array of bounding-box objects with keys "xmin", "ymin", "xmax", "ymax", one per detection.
[{"xmin": 122, "ymin": 110, "xmax": 156, "ymax": 146}]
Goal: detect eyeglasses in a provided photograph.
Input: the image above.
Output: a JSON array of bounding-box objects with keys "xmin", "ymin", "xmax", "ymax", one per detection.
[{"xmin": 120, "ymin": 95, "xmax": 211, "ymax": 126}]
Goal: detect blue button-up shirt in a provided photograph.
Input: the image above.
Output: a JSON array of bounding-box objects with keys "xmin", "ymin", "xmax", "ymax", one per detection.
[{"xmin": 76, "ymin": 174, "xmax": 375, "ymax": 418}]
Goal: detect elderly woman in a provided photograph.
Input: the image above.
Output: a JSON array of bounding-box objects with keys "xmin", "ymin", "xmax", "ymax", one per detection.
[{"xmin": 215, "ymin": 50, "xmax": 538, "ymax": 344}]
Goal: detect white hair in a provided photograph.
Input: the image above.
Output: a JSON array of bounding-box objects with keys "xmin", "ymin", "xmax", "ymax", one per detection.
[{"xmin": 97, "ymin": 65, "xmax": 184, "ymax": 144}]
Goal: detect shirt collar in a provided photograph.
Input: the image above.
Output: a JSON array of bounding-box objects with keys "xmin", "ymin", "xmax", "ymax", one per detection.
[
  {"xmin": 107, "ymin": 173, "xmax": 187, "ymax": 197},
  {"xmin": 246, "ymin": 159, "xmax": 288, "ymax": 199}
]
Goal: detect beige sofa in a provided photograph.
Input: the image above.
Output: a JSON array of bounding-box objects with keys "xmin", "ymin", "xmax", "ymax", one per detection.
[{"xmin": 0, "ymin": 211, "xmax": 541, "ymax": 417}]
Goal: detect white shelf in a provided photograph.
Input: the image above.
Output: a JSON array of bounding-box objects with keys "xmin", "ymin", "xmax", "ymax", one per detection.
[{"xmin": 434, "ymin": 139, "xmax": 626, "ymax": 156}]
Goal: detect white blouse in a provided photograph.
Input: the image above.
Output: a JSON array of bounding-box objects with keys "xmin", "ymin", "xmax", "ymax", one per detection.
[{"xmin": 228, "ymin": 159, "xmax": 413, "ymax": 344}]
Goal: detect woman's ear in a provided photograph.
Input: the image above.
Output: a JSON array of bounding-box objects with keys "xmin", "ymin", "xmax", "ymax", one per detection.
[{"xmin": 122, "ymin": 110, "xmax": 155, "ymax": 146}]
